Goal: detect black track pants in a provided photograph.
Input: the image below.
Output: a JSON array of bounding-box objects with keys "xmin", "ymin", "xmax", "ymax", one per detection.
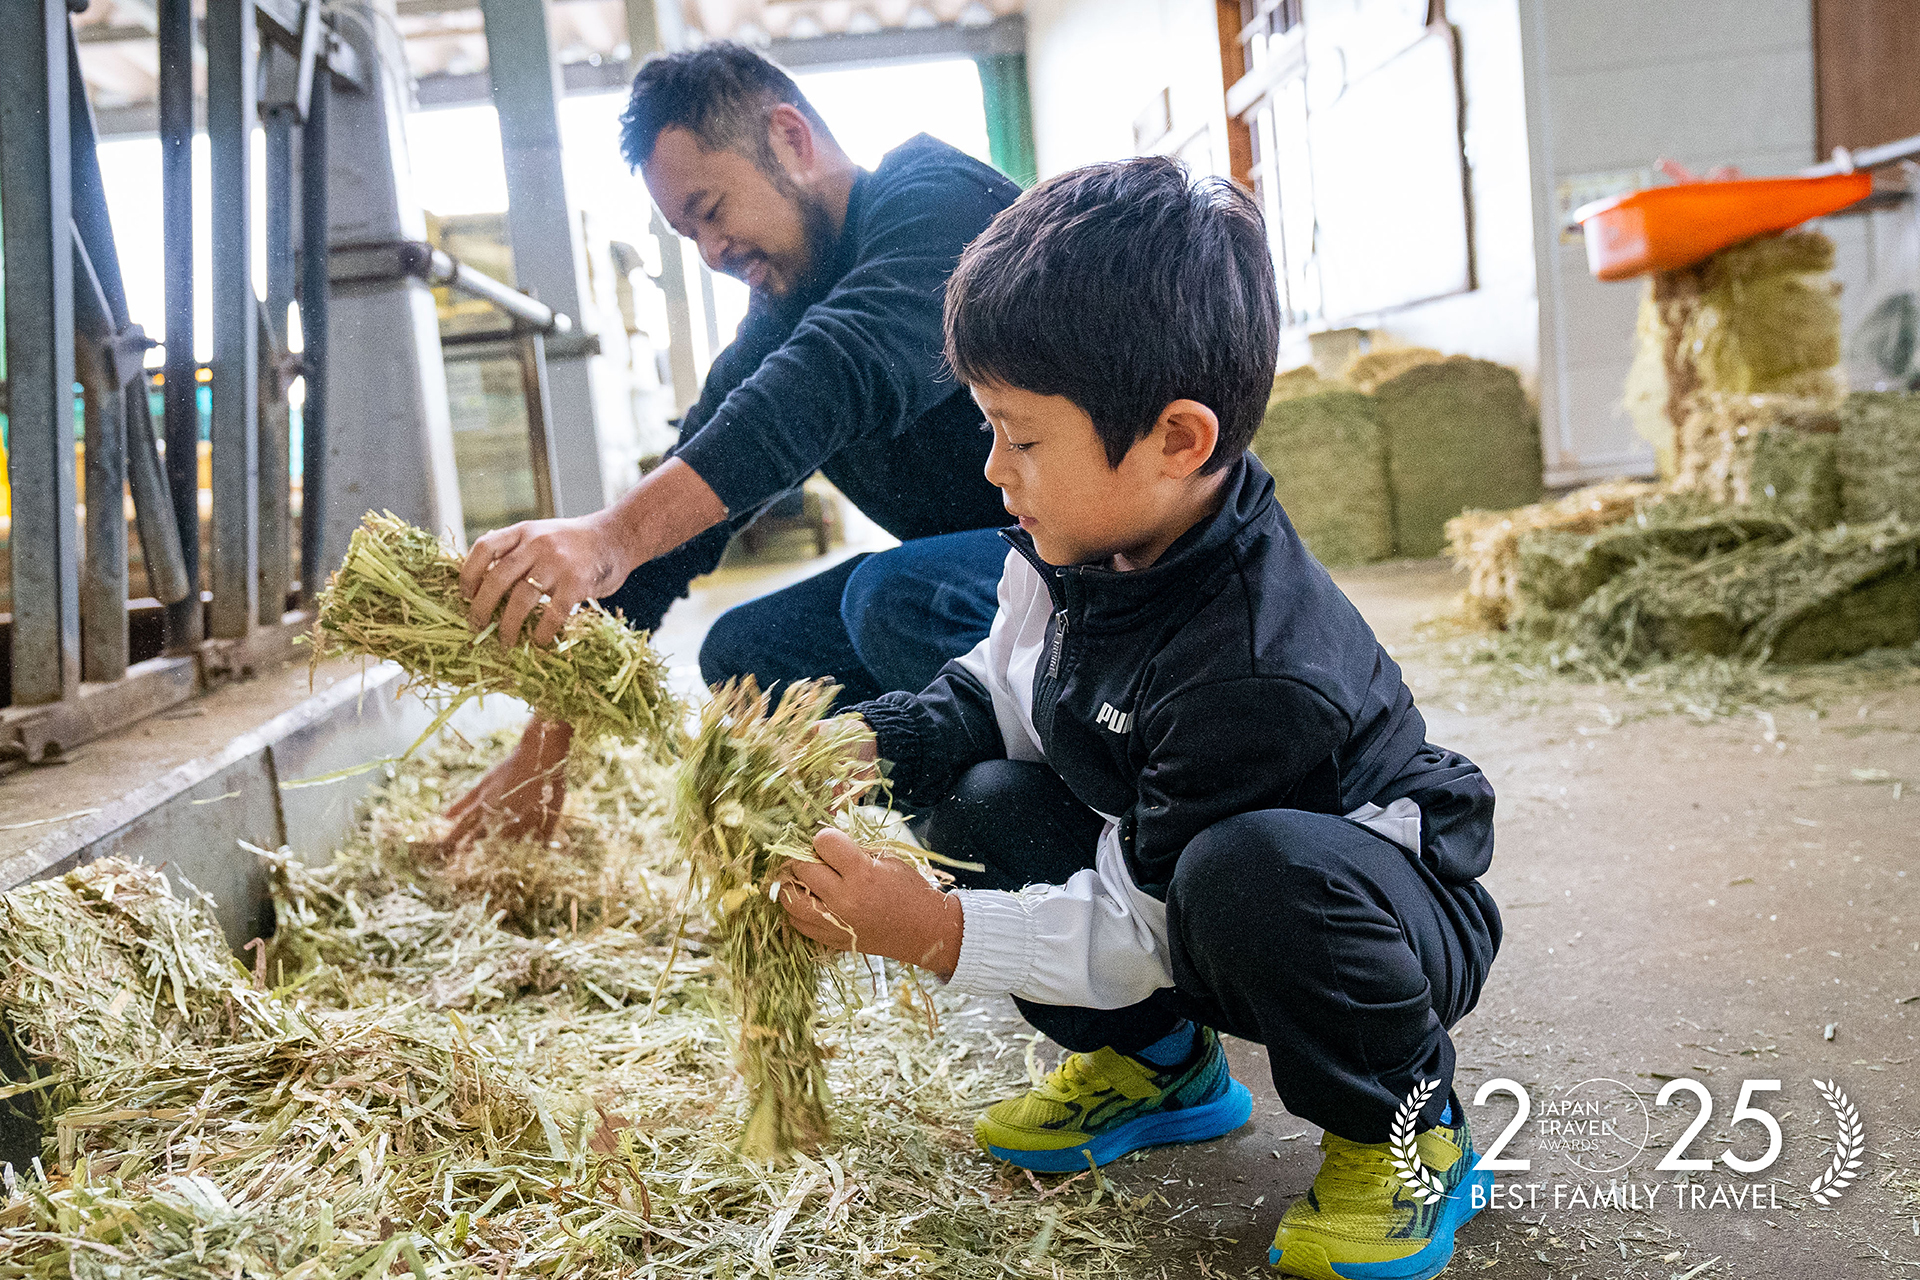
[{"xmin": 923, "ymin": 758, "xmax": 1502, "ymax": 1144}]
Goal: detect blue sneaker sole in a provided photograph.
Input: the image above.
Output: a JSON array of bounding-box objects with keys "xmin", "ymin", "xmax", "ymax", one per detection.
[
  {"xmin": 984, "ymin": 1079, "xmax": 1253, "ymax": 1173},
  {"xmin": 1268, "ymin": 1159, "xmax": 1495, "ymax": 1279}
]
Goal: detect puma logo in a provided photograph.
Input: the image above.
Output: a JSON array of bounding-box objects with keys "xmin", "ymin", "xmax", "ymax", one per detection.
[{"xmin": 1095, "ymin": 702, "xmax": 1132, "ymax": 733}]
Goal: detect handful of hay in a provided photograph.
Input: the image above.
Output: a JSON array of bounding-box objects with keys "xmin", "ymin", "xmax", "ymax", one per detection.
[
  {"xmin": 311, "ymin": 512, "xmax": 681, "ymax": 749},
  {"xmin": 671, "ymin": 679, "xmax": 924, "ymax": 1159}
]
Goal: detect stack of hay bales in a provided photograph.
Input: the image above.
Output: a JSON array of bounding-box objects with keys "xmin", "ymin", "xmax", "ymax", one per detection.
[
  {"xmin": 1252, "ymin": 353, "xmax": 1543, "ymax": 567},
  {"xmin": 1627, "ymin": 230, "xmax": 1844, "ymax": 486},
  {"xmin": 1441, "ymin": 229, "xmax": 1920, "ymax": 669}
]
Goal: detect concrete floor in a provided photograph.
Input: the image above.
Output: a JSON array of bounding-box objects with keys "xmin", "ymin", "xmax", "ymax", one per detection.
[{"xmin": 4, "ymin": 535, "xmax": 1914, "ymax": 1279}]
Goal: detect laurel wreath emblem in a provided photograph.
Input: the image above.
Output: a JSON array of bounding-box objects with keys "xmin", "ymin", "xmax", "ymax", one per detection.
[
  {"xmin": 1388, "ymin": 1078, "xmax": 1450, "ymax": 1205},
  {"xmin": 1808, "ymin": 1078, "xmax": 1865, "ymax": 1205}
]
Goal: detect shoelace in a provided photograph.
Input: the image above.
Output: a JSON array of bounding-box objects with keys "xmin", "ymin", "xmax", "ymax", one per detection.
[
  {"xmin": 1312, "ymin": 1134, "xmax": 1406, "ymax": 1198},
  {"xmin": 1038, "ymin": 1052, "xmax": 1115, "ymax": 1102}
]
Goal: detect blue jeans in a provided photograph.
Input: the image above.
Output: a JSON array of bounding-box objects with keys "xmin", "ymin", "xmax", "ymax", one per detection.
[{"xmin": 695, "ymin": 528, "xmax": 1006, "ymax": 707}]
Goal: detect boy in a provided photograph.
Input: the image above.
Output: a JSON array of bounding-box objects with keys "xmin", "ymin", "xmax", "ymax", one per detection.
[{"xmin": 776, "ymin": 158, "xmax": 1502, "ymax": 1280}]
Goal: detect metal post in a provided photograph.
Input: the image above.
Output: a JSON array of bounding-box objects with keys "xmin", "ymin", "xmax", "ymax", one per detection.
[
  {"xmin": 66, "ymin": 20, "xmax": 190, "ymax": 617},
  {"xmin": 299, "ymin": 67, "xmax": 330, "ymax": 600},
  {"xmin": 515, "ymin": 330, "xmax": 562, "ymax": 519},
  {"xmin": 479, "ymin": 0, "xmax": 606, "ymax": 516},
  {"xmin": 260, "ymin": 77, "xmax": 297, "ymax": 623},
  {"xmin": 207, "ymin": 0, "xmax": 261, "ymax": 638},
  {"xmin": 1, "ymin": 0, "xmax": 82, "ymax": 705},
  {"xmin": 160, "ymin": 0, "xmax": 202, "ymax": 648},
  {"xmin": 73, "ymin": 239, "xmax": 130, "ymax": 682},
  {"xmin": 256, "ymin": 307, "xmax": 293, "ymax": 622}
]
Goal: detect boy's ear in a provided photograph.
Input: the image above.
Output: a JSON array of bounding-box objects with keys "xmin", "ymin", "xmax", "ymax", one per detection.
[{"xmin": 1154, "ymin": 399, "xmax": 1220, "ymax": 479}]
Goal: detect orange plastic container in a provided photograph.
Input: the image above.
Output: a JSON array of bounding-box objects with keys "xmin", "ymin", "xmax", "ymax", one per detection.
[{"xmin": 1573, "ymin": 172, "xmax": 1872, "ymax": 281}]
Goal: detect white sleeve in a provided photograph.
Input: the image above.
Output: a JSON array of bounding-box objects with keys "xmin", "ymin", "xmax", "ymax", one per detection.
[{"xmin": 943, "ymin": 821, "xmax": 1175, "ymax": 1009}]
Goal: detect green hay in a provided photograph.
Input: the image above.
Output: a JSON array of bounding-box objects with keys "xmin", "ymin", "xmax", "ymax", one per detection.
[
  {"xmin": 1551, "ymin": 518, "xmax": 1920, "ymax": 665},
  {"xmin": 1269, "ymin": 364, "xmax": 1332, "ymax": 402},
  {"xmin": 1512, "ymin": 497, "xmax": 1795, "ymax": 627},
  {"xmin": 1674, "ymin": 393, "xmax": 1841, "ymax": 527},
  {"xmin": 1250, "ymin": 386, "xmax": 1396, "ymax": 566},
  {"xmin": 671, "ymin": 679, "xmax": 929, "ymax": 1160},
  {"xmin": 311, "ymin": 512, "xmax": 682, "ymax": 750},
  {"xmin": 1683, "ymin": 230, "xmax": 1844, "ymax": 400},
  {"xmin": 1837, "ymin": 391, "xmax": 1920, "ymax": 525},
  {"xmin": 1446, "ymin": 481, "xmax": 1661, "ymax": 628},
  {"xmin": 1338, "ymin": 346, "xmax": 1444, "ymax": 394},
  {"xmin": 1747, "ymin": 425, "xmax": 1841, "ymax": 529},
  {"xmin": 1374, "ymin": 357, "xmax": 1543, "ymax": 559}
]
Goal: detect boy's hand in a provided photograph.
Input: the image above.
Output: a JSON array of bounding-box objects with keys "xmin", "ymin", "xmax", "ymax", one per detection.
[{"xmin": 779, "ymin": 829, "xmax": 963, "ymax": 980}]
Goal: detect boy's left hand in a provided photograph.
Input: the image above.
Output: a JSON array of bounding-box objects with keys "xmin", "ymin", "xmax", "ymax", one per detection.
[{"xmin": 778, "ymin": 829, "xmax": 964, "ymax": 980}]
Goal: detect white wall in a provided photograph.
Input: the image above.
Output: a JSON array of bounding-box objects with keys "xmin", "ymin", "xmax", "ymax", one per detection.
[
  {"xmin": 1523, "ymin": 0, "xmax": 1819, "ymax": 484},
  {"xmin": 1025, "ymin": 0, "xmax": 1234, "ymax": 181}
]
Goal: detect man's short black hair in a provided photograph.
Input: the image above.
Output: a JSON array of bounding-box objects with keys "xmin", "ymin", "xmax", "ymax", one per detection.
[
  {"xmin": 945, "ymin": 157, "xmax": 1280, "ymax": 472},
  {"xmin": 619, "ymin": 43, "xmax": 833, "ymax": 176}
]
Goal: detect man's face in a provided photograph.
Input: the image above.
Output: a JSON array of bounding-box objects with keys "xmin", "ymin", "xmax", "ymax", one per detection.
[{"xmin": 643, "ymin": 125, "xmax": 823, "ymax": 298}]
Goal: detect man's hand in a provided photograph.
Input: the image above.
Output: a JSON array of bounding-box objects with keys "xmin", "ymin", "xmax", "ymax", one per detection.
[
  {"xmin": 443, "ymin": 715, "xmax": 574, "ymax": 848},
  {"xmin": 459, "ymin": 457, "xmax": 728, "ymax": 647},
  {"xmin": 779, "ymin": 828, "xmax": 963, "ymax": 979}
]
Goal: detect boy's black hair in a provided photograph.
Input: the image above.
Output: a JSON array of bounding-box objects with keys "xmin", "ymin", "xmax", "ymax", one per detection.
[
  {"xmin": 619, "ymin": 43, "xmax": 833, "ymax": 176},
  {"xmin": 945, "ymin": 157, "xmax": 1280, "ymax": 471}
]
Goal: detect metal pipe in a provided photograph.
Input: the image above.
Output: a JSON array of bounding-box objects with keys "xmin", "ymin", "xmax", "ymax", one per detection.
[
  {"xmin": 1803, "ymin": 131, "xmax": 1920, "ymax": 178},
  {"xmin": 159, "ymin": 0, "xmax": 202, "ymax": 648},
  {"xmin": 76, "ymin": 353, "xmax": 130, "ymax": 684},
  {"xmin": 207, "ymin": 0, "xmax": 261, "ymax": 639},
  {"xmin": 328, "ymin": 239, "xmax": 571, "ymax": 332},
  {"xmin": 256, "ymin": 305, "xmax": 293, "ymax": 623},
  {"xmin": 1, "ymin": 0, "xmax": 82, "ymax": 705},
  {"xmin": 299, "ymin": 66, "xmax": 330, "ymax": 601},
  {"xmin": 515, "ymin": 329, "xmax": 562, "ymax": 519},
  {"xmin": 124, "ymin": 377, "xmax": 192, "ymax": 605}
]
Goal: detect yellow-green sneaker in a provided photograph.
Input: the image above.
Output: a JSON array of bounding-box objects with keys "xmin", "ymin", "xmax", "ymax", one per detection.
[
  {"xmin": 974, "ymin": 1027, "xmax": 1252, "ymax": 1173},
  {"xmin": 1268, "ymin": 1104, "xmax": 1490, "ymax": 1280}
]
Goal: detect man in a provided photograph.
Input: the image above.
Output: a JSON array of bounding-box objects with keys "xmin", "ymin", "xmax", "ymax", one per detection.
[{"xmin": 445, "ymin": 43, "xmax": 1018, "ymax": 845}]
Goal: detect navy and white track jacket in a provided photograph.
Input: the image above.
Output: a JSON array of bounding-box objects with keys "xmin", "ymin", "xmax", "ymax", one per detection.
[{"xmin": 852, "ymin": 454, "xmax": 1496, "ymax": 1010}]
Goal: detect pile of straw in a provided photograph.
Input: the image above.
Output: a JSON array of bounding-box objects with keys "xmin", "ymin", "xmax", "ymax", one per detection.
[
  {"xmin": 1446, "ymin": 480, "xmax": 1662, "ymax": 627},
  {"xmin": 311, "ymin": 512, "xmax": 681, "ymax": 749},
  {"xmin": 0, "ymin": 740, "xmax": 1179, "ymax": 1277},
  {"xmin": 671, "ymin": 679, "xmax": 922, "ymax": 1159},
  {"xmin": 1549, "ymin": 517, "xmax": 1920, "ymax": 665}
]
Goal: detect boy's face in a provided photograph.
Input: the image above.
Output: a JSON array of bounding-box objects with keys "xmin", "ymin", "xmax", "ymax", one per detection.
[{"xmin": 975, "ymin": 382, "xmax": 1182, "ymax": 569}]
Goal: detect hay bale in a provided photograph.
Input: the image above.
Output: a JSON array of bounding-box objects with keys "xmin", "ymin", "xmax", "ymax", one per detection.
[
  {"xmin": 1270, "ymin": 364, "xmax": 1333, "ymax": 402},
  {"xmin": 1445, "ymin": 480, "xmax": 1660, "ymax": 628},
  {"xmin": 1674, "ymin": 393, "xmax": 1841, "ymax": 526},
  {"xmin": 1374, "ymin": 357, "xmax": 1543, "ymax": 558},
  {"xmin": 1513, "ymin": 501, "xmax": 1796, "ymax": 630},
  {"xmin": 1339, "ymin": 346, "xmax": 1445, "ymax": 393},
  {"xmin": 1628, "ymin": 231, "xmax": 1843, "ymax": 479},
  {"xmin": 1837, "ymin": 391, "xmax": 1920, "ymax": 524},
  {"xmin": 1251, "ymin": 386, "xmax": 1396, "ymax": 567},
  {"xmin": 1747, "ymin": 425, "xmax": 1842, "ymax": 529},
  {"xmin": 1554, "ymin": 518, "xmax": 1920, "ymax": 664},
  {"xmin": 1685, "ymin": 231, "xmax": 1843, "ymax": 399}
]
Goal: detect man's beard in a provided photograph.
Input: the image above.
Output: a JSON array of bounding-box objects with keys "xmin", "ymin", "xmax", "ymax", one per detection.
[{"xmin": 764, "ymin": 192, "xmax": 841, "ymax": 307}]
